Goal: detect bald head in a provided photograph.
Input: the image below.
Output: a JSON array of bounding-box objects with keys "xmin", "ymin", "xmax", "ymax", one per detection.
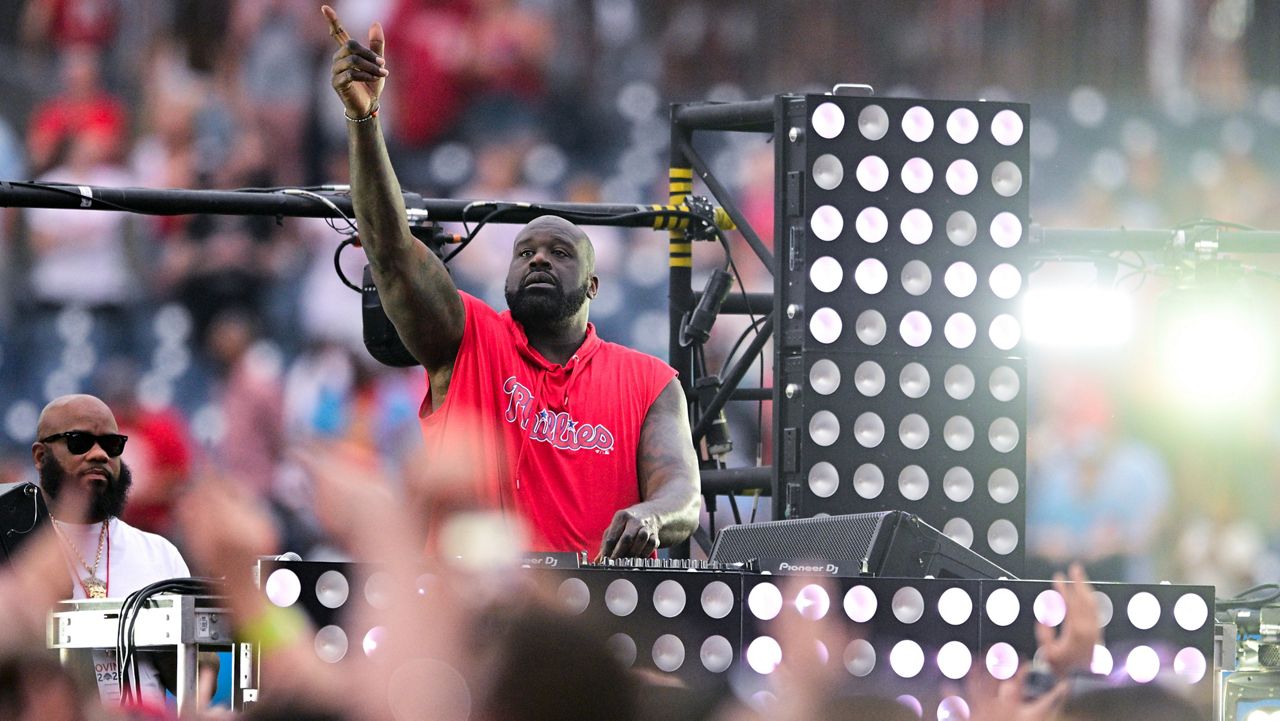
[
  {"xmin": 515, "ymin": 216, "xmax": 595, "ymax": 274},
  {"xmin": 37, "ymin": 394, "xmax": 119, "ymax": 440}
]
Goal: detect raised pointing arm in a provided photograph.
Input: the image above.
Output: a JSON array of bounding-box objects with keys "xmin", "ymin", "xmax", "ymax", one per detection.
[{"xmin": 323, "ymin": 6, "xmax": 464, "ymax": 385}]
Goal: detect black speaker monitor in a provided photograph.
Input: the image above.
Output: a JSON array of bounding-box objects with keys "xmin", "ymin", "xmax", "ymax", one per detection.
[{"xmin": 709, "ymin": 510, "xmax": 1013, "ymax": 580}]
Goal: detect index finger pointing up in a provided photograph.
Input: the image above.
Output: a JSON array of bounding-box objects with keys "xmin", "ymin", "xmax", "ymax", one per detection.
[{"xmin": 321, "ymin": 5, "xmax": 351, "ymax": 45}]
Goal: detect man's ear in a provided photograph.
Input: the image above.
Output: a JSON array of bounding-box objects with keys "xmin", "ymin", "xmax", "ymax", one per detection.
[
  {"xmin": 32, "ymin": 442, "xmax": 45, "ymax": 470},
  {"xmin": 588, "ymin": 274, "xmax": 599, "ymax": 299}
]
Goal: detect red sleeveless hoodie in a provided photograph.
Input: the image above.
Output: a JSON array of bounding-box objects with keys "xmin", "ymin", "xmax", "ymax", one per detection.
[{"xmin": 419, "ymin": 293, "xmax": 675, "ymax": 555}]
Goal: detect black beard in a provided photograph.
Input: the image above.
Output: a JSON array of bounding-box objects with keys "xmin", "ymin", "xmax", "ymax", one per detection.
[
  {"xmin": 40, "ymin": 455, "xmax": 132, "ymax": 522},
  {"xmin": 506, "ymin": 279, "xmax": 590, "ymax": 330}
]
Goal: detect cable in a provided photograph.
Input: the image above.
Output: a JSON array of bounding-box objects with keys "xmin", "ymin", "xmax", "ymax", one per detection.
[
  {"xmin": 333, "ymin": 236, "xmax": 362, "ymax": 292},
  {"xmin": 115, "ymin": 578, "xmax": 216, "ymax": 705}
]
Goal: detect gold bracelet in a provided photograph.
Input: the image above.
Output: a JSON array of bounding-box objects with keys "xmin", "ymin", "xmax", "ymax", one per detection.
[{"xmin": 345, "ymin": 104, "xmax": 379, "ymax": 123}]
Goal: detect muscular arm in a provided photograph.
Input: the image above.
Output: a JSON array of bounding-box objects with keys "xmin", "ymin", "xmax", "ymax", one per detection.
[
  {"xmin": 599, "ymin": 378, "xmax": 702, "ymax": 558},
  {"xmin": 326, "ymin": 7, "xmax": 464, "ymax": 387}
]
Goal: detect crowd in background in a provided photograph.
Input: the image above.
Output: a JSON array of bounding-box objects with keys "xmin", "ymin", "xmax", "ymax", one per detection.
[{"xmin": 0, "ymin": 0, "xmax": 1279, "ymax": 596}]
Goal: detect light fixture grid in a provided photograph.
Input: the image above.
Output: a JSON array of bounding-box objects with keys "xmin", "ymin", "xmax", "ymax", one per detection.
[
  {"xmin": 796, "ymin": 351, "xmax": 1027, "ymax": 564},
  {"xmin": 776, "ymin": 95, "xmax": 1030, "ymax": 575}
]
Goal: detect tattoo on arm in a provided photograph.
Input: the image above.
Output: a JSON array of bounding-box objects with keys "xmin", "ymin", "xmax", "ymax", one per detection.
[{"xmin": 636, "ymin": 379, "xmax": 701, "ymax": 546}]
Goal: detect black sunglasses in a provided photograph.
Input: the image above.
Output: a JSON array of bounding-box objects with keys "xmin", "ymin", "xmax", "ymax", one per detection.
[{"xmin": 39, "ymin": 431, "xmax": 128, "ymax": 457}]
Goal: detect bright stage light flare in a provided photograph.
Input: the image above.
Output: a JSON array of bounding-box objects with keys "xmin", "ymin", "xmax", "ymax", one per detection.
[
  {"xmin": 1023, "ymin": 287, "xmax": 1133, "ymax": 348},
  {"xmin": 1158, "ymin": 305, "xmax": 1273, "ymax": 411}
]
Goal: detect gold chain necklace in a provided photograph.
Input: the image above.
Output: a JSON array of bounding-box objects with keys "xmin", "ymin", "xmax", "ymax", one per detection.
[{"xmin": 53, "ymin": 520, "xmax": 108, "ymax": 599}]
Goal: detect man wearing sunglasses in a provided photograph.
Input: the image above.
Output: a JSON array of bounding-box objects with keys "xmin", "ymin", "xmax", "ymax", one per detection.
[{"xmin": 33, "ymin": 394, "xmax": 198, "ymax": 709}]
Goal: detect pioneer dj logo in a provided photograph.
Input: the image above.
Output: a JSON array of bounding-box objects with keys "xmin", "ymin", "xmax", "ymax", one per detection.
[{"xmin": 502, "ymin": 376, "xmax": 615, "ymax": 454}]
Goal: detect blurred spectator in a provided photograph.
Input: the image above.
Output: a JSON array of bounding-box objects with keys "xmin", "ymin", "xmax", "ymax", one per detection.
[
  {"xmin": 96, "ymin": 359, "xmax": 194, "ymax": 539},
  {"xmin": 25, "ymin": 45, "xmax": 127, "ymax": 177},
  {"xmin": 207, "ymin": 310, "xmax": 284, "ymax": 501},
  {"xmin": 1026, "ymin": 372, "xmax": 1171, "ymax": 582},
  {"xmin": 20, "ymin": 0, "xmax": 121, "ymax": 57}
]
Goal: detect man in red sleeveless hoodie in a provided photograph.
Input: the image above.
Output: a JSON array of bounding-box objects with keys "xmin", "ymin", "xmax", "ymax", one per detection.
[{"xmin": 323, "ymin": 6, "xmax": 700, "ymax": 559}]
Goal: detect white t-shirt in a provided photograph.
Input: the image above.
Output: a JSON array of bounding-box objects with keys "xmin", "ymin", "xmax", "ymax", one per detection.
[{"xmin": 58, "ymin": 517, "xmax": 190, "ymax": 707}]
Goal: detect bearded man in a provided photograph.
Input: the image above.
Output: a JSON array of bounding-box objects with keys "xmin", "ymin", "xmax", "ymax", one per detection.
[
  {"xmin": 34, "ymin": 393, "xmax": 196, "ymax": 707},
  {"xmin": 323, "ymin": 5, "xmax": 700, "ymax": 558}
]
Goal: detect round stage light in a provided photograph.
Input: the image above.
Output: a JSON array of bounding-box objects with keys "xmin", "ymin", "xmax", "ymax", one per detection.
[
  {"xmin": 892, "ymin": 586, "xmax": 926, "ymax": 623},
  {"xmin": 943, "ymin": 467, "xmax": 975, "ymax": 502},
  {"xmin": 811, "ymin": 205, "xmax": 844, "ymax": 241},
  {"xmin": 990, "ymin": 212, "xmax": 1023, "ymax": 248},
  {"xmin": 859, "ymin": 105, "xmax": 890, "ymax": 140},
  {"xmin": 944, "ymin": 416, "xmax": 975, "ymax": 452},
  {"xmin": 854, "ymin": 412, "xmax": 885, "ymax": 448},
  {"xmin": 608, "ymin": 633, "xmax": 637, "ymax": 667},
  {"xmin": 746, "ymin": 636, "xmax": 783, "ymax": 674},
  {"xmin": 945, "ymin": 262, "xmax": 978, "ymax": 298},
  {"xmin": 812, "ymin": 102, "xmax": 846, "ymax": 139},
  {"xmin": 1128, "ymin": 592, "xmax": 1162, "ymax": 630},
  {"xmin": 901, "ymin": 208, "xmax": 934, "ymax": 244},
  {"xmin": 362, "ymin": 626, "xmax": 387, "ymax": 658},
  {"xmin": 701, "ymin": 635, "xmax": 734, "ymax": 673},
  {"xmin": 944, "ymin": 313, "xmax": 977, "ymax": 349},
  {"xmin": 1174, "ymin": 647, "xmax": 1206, "ymax": 684},
  {"xmin": 938, "ymin": 587, "xmax": 974, "ymax": 625},
  {"xmin": 365, "ymin": 571, "xmax": 394, "ymax": 610},
  {"xmin": 853, "ymin": 463, "xmax": 885, "ymax": 499},
  {"xmin": 844, "ymin": 585, "xmax": 878, "ymax": 622},
  {"xmin": 855, "ymin": 360, "xmax": 886, "ymax": 396},
  {"xmin": 944, "ymin": 364, "xmax": 976, "ymax": 400},
  {"xmin": 857, "ymin": 156, "xmax": 890, "ymax": 192},
  {"xmin": 1091, "ymin": 644, "xmax": 1113, "ymax": 675},
  {"xmin": 988, "ymin": 468, "xmax": 1019, "ymax": 503},
  {"xmin": 900, "ymin": 310, "xmax": 932, "ymax": 347},
  {"xmin": 988, "ymin": 520, "xmax": 1019, "ymax": 555},
  {"xmin": 897, "ymin": 695, "xmax": 923, "ymax": 717},
  {"xmin": 796, "ymin": 584, "xmax": 831, "ymax": 620},
  {"xmin": 947, "ymin": 210, "xmax": 977, "ymax": 246},
  {"xmin": 654, "ymin": 580, "xmax": 687, "ymax": 618},
  {"xmin": 992, "ymin": 109, "xmax": 1025, "ymax": 145},
  {"xmin": 813, "ymin": 154, "xmax": 845, "ymax": 190},
  {"xmin": 605, "ymin": 579, "xmax": 639, "ymax": 616},
  {"xmin": 265, "ymin": 569, "xmax": 302, "ymax": 608},
  {"xmin": 653, "ymin": 634, "xmax": 686, "ymax": 672},
  {"xmin": 899, "ymin": 415, "xmax": 930, "ymax": 450},
  {"xmin": 844, "ymin": 639, "xmax": 876, "ymax": 676},
  {"xmin": 748, "ymin": 583, "xmax": 784, "ymax": 621},
  {"xmin": 1034, "ymin": 590, "xmax": 1067, "ymax": 627},
  {"xmin": 808, "ymin": 410, "xmax": 840, "ymax": 447},
  {"xmin": 314, "ymin": 625, "xmax": 349, "ymax": 664},
  {"xmin": 943, "ymin": 518, "xmax": 974, "ymax": 548},
  {"xmin": 946, "ymin": 159, "xmax": 979, "ymax": 195},
  {"xmin": 947, "ymin": 108, "xmax": 979, "ymax": 144},
  {"xmin": 989, "ymin": 314, "xmax": 1022, "ymax": 351},
  {"xmin": 810, "ymin": 307, "xmax": 843, "ymax": 344},
  {"xmin": 856, "ymin": 206, "xmax": 888, "ymax": 242},
  {"xmin": 989, "ymin": 366, "xmax": 1020, "ymax": 401},
  {"xmin": 901, "ymin": 260, "xmax": 932, "ymax": 295},
  {"xmin": 992, "ymin": 161, "xmax": 1023, "ymax": 196},
  {"xmin": 1126, "ymin": 645, "xmax": 1160, "ymax": 683},
  {"xmin": 856, "ymin": 309, "xmax": 887, "ymax": 345},
  {"xmin": 890, "ymin": 640, "xmax": 925, "ymax": 678},
  {"xmin": 1175, "ymin": 593, "xmax": 1209, "ymax": 631},
  {"xmin": 986, "ymin": 642, "xmax": 1019, "ymax": 680},
  {"xmin": 809, "ymin": 256, "xmax": 844, "ymax": 293},
  {"xmin": 899, "ymin": 465, "xmax": 929, "ymax": 500},
  {"xmin": 989, "ymin": 263, "xmax": 1023, "ymax": 299},
  {"xmin": 938, "ymin": 643, "xmax": 973, "ymax": 680},
  {"xmin": 808, "ymin": 461, "xmax": 839, "ymax": 498},
  {"xmin": 701, "ymin": 581, "xmax": 735, "ymax": 619},
  {"xmin": 557, "ymin": 578, "xmax": 591, "ymax": 615},
  {"xmin": 989, "ymin": 417, "xmax": 1020, "ymax": 453},
  {"xmin": 986, "ymin": 588, "xmax": 1020, "ymax": 626},
  {"xmin": 1094, "ymin": 592, "xmax": 1115, "ymax": 628},
  {"xmin": 901, "ymin": 157, "xmax": 934, "ymax": 194},
  {"xmin": 810, "ymin": 358, "xmax": 841, "ymax": 395},
  {"xmin": 316, "ymin": 570, "xmax": 350, "ymax": 610},
  {"xmin": 855, "ymin": 258, "xmax": 889, "ymax": 294},
  {"xmin": 902, "ymin": 106, "xmax": 935, "ymax": 142},
  {"xmin": 899, "ymin": 361, "xmax": 931, "ymax": 398}
]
